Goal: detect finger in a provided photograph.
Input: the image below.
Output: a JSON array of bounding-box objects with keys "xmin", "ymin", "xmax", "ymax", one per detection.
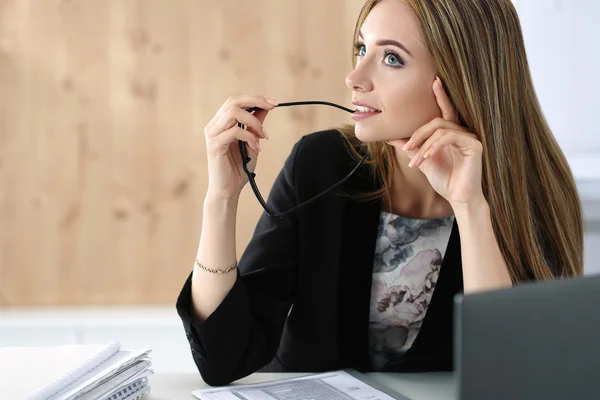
[
  {"xmin": 252, "ymin": 108, "xmax": 270, "ymax": 126},
  {"xmin": 386, "ymin": 138, "xmax": 413, "ymax": 158},
  {"xmin": 209, "ymin": 107, "xmax": 266, "ymax": 140},
  {"xmin": 408, "ymin": 128, "xmax": 448, "ymax": 167},
  {"xmin": 251, "ymin": 108, "xmax": 272, "ymax": 139},
  {"xmin": 386, "ymin": 138, "xmax": 409, "ymax": 150},
  {"xmin": 206, "ymin": 95, "xmax": 278, "ymax": 132},
  {"xmin": 222, "ymin": 95, "xmax": 279, "ymax": 115},
  {"xmin": 404, "ymin": 117, "xmax": 467, "ymax": 151},
  {"xmin": 212, "ymin": 126, "xmax": 260, "ymax": 155},
  {"xmin": 232, "ymin": 108, "xmax": 268, "ymax": 139},
  {"xmin": 433, "ymin": 77, "xmax": 458, "ymax": 123},
  {"xmin": 415, "ymin": 131, "xmax": 481, "ymax": 167},
  {"xmin": 387, "ymin": 139, "xmax": 421, "ymax": 168}
]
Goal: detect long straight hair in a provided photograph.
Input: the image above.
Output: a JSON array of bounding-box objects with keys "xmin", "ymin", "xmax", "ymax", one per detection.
[{"xmin": 337, "ymin": 0, "xmax": 584, "ymax": 282}]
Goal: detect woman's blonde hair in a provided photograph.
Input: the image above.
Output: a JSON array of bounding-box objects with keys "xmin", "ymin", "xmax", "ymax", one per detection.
[{"xmin": 338, "ymin": 0, "xmax": 584, "ymax": 282}]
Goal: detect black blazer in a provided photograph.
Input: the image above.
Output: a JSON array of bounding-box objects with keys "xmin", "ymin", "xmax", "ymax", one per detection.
[{"xmin": 176, "ymin": 129, "xmax": 464, "ymax": 386}]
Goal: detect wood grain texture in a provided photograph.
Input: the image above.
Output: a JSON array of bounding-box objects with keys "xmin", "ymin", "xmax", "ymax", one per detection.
[{"xmin": 0, "ymin": 0, "xmax": 366, "ymax": 305}]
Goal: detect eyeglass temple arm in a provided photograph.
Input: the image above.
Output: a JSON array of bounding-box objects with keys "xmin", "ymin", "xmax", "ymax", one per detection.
[
  {"xmin": 238, "ymin": 100, "xmax": 358, "ymax": 218},
  {"xmin": 239, "ymin": 101, "xmax": 355, "ymax": 165},
  {"xmin": 239, "ymin": 138, "xmax": 366, "ymax": 218},
  {"xmin": 238, "ymin": 139, "xmax": 275, "ymax": 216},
  {"xmin": 245, "ymin": 101, "xmax": 356, "ymax": 114}
]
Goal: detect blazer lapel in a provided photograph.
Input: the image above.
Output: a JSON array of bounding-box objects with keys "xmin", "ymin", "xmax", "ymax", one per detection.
[
  {"xmin": 395, "ymin": 218, "xmax": 463, "ymax": 370},
  {"xmin": 336, "ymin": 166, "xmax": 382, "ymax": 371}
]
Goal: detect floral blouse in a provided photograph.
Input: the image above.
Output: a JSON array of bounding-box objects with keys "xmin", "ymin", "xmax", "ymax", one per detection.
[{"xmin": 368, "ymin": 211, "xmax": 455, "ymax": 370}]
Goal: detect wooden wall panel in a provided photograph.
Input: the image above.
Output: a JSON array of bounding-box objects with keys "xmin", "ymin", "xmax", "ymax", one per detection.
[{"xmin": 0, "ymin": 0, "xmax": 366, "ymax": 305}]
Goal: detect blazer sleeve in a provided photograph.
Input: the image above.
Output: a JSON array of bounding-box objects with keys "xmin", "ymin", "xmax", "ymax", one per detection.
[{"xmin": 176, "ymin": 136, "xmax": 303, "ymax": 386}]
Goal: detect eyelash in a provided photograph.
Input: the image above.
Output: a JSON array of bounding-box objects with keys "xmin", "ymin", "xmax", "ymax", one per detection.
[{"xmin": 353, "ymin": 42, "xmax": 405, "ymax": 68}]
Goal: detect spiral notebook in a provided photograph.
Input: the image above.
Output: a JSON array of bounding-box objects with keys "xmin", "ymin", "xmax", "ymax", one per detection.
[{"xmin": 0, "ymin": 341, "xmax": 152, "ymax": 400}]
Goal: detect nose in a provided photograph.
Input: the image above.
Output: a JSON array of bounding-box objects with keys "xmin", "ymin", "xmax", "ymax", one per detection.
[{"xmin": 345, "ymin": 61, "xmax": 374, "ymax": 92}]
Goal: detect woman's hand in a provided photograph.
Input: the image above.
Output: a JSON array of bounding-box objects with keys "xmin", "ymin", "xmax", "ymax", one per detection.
[
  {"xmin": 203, "ymin": 95, "xmax": 278, "ymax": 199},
  {"xmin": 387, "ymin": 77, "xmax": 485, "ymax": 207}
]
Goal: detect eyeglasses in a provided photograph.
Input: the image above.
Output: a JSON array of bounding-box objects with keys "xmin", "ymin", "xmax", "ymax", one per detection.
[{"xmin": 237, "ymin": 101, "xmax": 367, "ymax": 218}]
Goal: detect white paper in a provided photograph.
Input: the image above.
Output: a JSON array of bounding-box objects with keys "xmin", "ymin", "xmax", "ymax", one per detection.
[{"xmin": 192, "ymin": 370, "xmax": 399, "ymax": 400}]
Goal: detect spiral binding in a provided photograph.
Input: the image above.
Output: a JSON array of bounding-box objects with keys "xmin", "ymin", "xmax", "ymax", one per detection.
[{"xmin": 104, "ymin": 377, "xmax": 149, "ymax": 400}]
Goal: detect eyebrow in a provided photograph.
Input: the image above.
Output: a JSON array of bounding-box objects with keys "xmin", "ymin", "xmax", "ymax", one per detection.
[{"xmin": 358, "ymin": 30, "xmax": 413, "ymax": 57}]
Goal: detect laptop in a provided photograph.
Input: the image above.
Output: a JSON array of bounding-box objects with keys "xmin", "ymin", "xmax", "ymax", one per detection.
[{"xmin": 453, "ymin": 273, "xmax": 600, "ymax": 400}]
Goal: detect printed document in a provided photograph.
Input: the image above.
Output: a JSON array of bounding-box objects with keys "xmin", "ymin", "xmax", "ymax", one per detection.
[{"xmin": 192, "ymin": 370, "xmax": 408, "ymax": 400}]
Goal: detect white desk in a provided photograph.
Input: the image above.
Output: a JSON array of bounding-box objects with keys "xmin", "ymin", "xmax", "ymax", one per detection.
[{"xmin": 145, "ymin": 372, "xmax": 456, "ymax": 400}]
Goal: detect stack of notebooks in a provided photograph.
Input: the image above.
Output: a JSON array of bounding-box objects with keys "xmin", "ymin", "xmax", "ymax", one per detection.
[{"xmin": 0, "ymin": 341, "xmax": 153, "ymax": 400}]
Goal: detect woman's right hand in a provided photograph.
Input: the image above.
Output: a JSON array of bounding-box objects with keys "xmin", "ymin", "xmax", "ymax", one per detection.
[{"xmin": 204, "ymin": 95, "xmax": 279, "ymax": 200}]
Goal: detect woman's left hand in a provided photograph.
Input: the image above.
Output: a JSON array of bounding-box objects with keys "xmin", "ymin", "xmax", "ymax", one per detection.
[{"xmin": 387, "ymin": 77, "xmax": 485, "ymax": 206}]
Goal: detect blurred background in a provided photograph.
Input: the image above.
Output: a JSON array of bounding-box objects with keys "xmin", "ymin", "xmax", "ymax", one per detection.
[{"xmin": 0, "ymin": 0, "xmax": 598, "ymax": 373}]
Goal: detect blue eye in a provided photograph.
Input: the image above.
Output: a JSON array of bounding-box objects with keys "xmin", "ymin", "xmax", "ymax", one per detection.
[
  {"xmin": 354, "ymin": 43, "xmax": 366, "ymax": 57},
  {"xmin": 353, "ymin": 42, "xmax": 405, "ymax": 68},
  {"xmin": 384, "ymin": 51, "xmax": 404, "ymax": 67}
]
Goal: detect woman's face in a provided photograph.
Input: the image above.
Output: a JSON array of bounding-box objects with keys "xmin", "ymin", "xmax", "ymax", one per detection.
[{"xmin": 346, "ymin": 0, "xmax": 441, "ymax": 143}]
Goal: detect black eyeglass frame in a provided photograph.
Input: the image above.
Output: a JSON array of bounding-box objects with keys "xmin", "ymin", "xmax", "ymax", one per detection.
[{"xmin": 237, "ymin": 101, "xmax": 367, "ymax": 218}]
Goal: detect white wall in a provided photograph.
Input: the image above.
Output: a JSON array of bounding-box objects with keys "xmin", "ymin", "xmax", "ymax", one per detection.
[
  {"xmin": 584, "ymin": 230, "xmax": 600, "ymax": 275},
  {"xmin": 0, "ymin": 307, "xmax": 199, "ymax": 374}
]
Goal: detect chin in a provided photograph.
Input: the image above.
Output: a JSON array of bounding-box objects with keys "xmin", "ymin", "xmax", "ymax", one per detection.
[
  {"xmin": 354, "ymin": 124, "xmax": 409, "ymax": 144},
  {"xmin": 353, "ymin": 125, "xmax": 382, "ymax": 143}
]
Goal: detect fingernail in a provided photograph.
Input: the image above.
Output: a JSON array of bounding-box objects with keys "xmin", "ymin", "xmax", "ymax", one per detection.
[
  {"xmin": 257, "ymin": 142, "xmax": 262, "ymax": 152},
  {"xmin": 265, "ymin": 97, "xmax": 279, "ymax": 106},
  {"xmin": 262, "ymin": 126, "xmax": 269, "ymax": 139},
  {"xmin": 423, "ymin": 148, "xmax": 432, "ymax": 158},
  {"xmin": 408, "ymin": 154, "xmax": 419, "ymax": 168},
  {"xmin": 402, "ymin": 141, "xmax": 411, "ymax": 151}
]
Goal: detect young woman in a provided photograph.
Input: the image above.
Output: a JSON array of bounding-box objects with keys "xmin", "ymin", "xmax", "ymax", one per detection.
[{"xmin": 177, "ymin": 0, "xmax": 584, "ymax": 386}]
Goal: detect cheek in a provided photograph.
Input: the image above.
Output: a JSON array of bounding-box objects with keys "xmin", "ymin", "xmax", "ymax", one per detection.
[
  {"xmin": 387, "ymin": 82, "xmax": 441, "ymax": 136},
  {"xmin": 352, "ymin": 75, "xmax": 442, "ymax": 142}
]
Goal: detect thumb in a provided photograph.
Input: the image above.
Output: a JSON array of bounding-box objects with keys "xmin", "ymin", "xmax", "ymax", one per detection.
[{"xmin": 252, "ymin": 108, "xmax": 270, "ymax": 125}]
